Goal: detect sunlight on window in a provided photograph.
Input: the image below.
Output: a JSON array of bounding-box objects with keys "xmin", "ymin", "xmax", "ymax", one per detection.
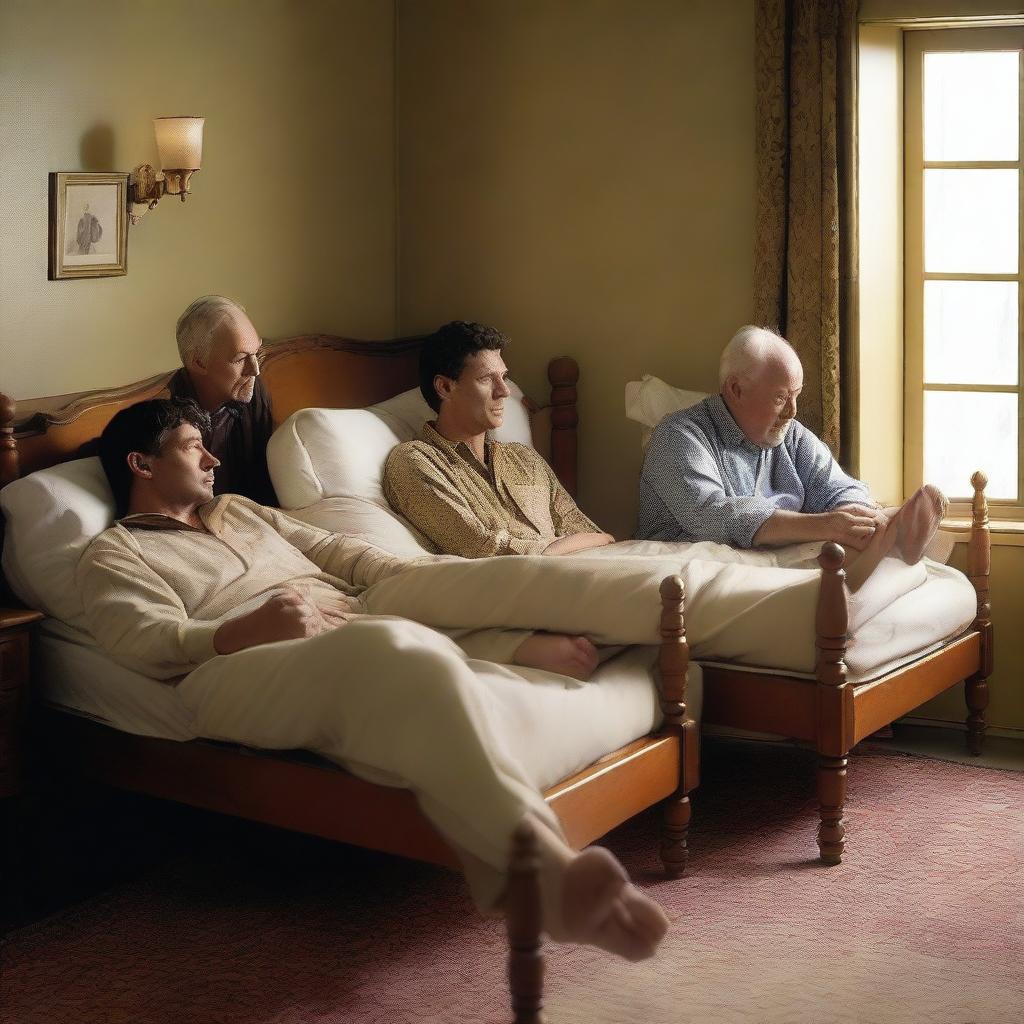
[
  {"xmin": 924, "ymin": 169, "xmax": 1018, "ymax": 273},
  {"xmin": 924, "ymin": 51, "xmax": 1019, "ymax": 161},
  {"xmin": 925, "ymin": 280, "xmax": 1018, "ymax": 385},
  {"xmin": 924, "ymin": 391, "xmax": 1018, "ymax": 500}
]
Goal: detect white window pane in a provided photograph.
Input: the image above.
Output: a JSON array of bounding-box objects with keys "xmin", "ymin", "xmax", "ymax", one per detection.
[
  {"xmin": 924, "ymin": 391, "xmax": 1018, "ymax": 500},
  {"xmin": 924, "ymin": 51, "xmax": 1019, "ymax": 161},
  {"xmin": 925, "ymin": 169, "xmax": 1018, "ymax": 273},
  {"xmin": 924, "ymin": 281, "xmax": 1018, "ymax": 385}
]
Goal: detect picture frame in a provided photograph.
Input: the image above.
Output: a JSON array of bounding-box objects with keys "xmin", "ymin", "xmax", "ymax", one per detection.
[{"xmin": 48, "ymin": 172, "xmax": 128, "ymax": 280}]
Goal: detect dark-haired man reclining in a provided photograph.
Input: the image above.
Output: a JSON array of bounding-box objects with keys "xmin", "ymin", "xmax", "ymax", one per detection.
[
  {"xmin": 383, "ymin": 320, "xmax": 615, "ymax": 559},
  {"xmin": 76, "ymin": 398, "xmax": 671, "ymax": 961}
]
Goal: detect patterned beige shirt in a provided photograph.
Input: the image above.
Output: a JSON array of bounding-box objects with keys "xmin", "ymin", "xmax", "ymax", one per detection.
[{"xmin": 382, "ymin": 421, "xmax": 600, "ymax": 558}]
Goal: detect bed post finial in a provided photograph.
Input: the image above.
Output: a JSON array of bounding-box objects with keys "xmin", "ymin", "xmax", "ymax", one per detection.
[
  {"xmin": 507, "ymin": 819, "xmax": 545, "ymax": 1024},
  {"xmin": 658, "ymin": 574, "xmax": 693, "ymax": 878},
  {"xmin": 966, "ymin": 470, "xmax": 992, "ymax": 756},
  {"xmin": 0, "ymin": 393, "xmax": 19, "ymax": 488},
  {"xmin": 547, "ymin": 357, "xmax": 578, "ymax": 497},
  {"xmin": 815, "ymin": 541, "xmax": 849, "ymax": 865}
]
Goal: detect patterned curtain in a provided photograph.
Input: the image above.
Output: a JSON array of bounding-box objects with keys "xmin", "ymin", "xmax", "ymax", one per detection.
[{"xmin": 754, "ymin": 0, "xmax": 860, "ymax": 469}]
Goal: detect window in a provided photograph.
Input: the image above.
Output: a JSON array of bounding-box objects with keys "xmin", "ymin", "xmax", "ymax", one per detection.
[{"xmin": 904, "ymin": 27, "xmax": 1023, "ymax": 516}]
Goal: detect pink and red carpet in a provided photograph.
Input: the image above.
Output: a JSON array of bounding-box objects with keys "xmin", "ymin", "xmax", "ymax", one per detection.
[{"xmin": 2, "ymin": 742, "xmax": 1021, "ymax": 1023}]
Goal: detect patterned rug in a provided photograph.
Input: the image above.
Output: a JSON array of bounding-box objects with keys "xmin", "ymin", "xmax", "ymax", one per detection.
[{"xmin": 2, "ymin": 742, "xmax": 1022, "ymax": 1024}]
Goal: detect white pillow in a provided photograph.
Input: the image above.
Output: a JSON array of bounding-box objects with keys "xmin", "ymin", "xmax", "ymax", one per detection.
[
  {"xmin": 268, "ymin": 382, "xmax": 535, "ymax": 512},
  {"xmin": 284, "ymin": 495, "xmax": 432, "ymax": 558},
  {"xmin": 0, "ymin": 457, "xmax": 114, "ymax": 624},
  {"xmin": 625, "ymin": 374, "xmax": 708, "ymax": 430}
]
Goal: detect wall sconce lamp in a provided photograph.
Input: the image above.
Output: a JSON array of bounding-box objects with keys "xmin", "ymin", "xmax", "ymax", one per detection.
[{"xmin": 129, "ymin": 116, "xmax": 204, "ymax": 224}]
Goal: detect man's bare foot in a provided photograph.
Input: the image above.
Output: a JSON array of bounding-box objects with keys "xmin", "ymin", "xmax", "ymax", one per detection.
[
  {"xmin": 543, "ymin": 846, "xmax": 669, "ymax": 961},
  {"xmin": 896, "ymin": 484, "xmax": 947, "ymax": 565},
  {"xmin": 513, "ymin": 633, "xmax": 599, "ymax": 681}
]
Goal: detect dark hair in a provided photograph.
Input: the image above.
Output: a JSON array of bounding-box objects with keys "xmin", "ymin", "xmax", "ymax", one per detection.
[
  {"xmin": 98, "ymin": 398, "xmax": 211, "ymax": 517},
  {"xmin": 418, "ymin": 321, "xmax": 508, "ymax": 412}
]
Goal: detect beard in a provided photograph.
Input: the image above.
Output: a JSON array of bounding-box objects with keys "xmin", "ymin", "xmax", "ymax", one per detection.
[
  {"xmin": 763, "ymin": 420, "xmax": 791, "ymax": 448},
  {"xmin": 234, "ymin": 378, "xmax": 257, "ymax": 403}
]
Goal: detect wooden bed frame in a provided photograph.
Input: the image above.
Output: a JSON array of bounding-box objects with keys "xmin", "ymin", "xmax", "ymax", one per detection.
[
  {"xmin": 699, "ymin": 475, "xmax": 993, "ymax": 864},
  {"xmin": 0, "ymin": 334, "xmax": 698, "ymax": 1019}
]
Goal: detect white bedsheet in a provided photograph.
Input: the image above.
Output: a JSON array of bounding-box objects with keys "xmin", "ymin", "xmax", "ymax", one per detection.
[
  {"xmin": 359, "ymin": 547, "xmax": 977, "ymax": 680},
  {"xmin": 567, "ymin": 541, "xmax": 977, "ymax": 679},
  {"xmin": 36, "ymin": 620, "xmax": 702, "ymax": 793}
]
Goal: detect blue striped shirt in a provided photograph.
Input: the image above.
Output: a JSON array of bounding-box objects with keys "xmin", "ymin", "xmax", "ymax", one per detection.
[{"xmin": 636, "ymin": 394, "xmax": 870, "ymax": 547}]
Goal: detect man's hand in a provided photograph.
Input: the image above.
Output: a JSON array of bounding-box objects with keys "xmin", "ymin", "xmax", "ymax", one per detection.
[
  {"xmin": 543, "ymin": 532, "xmax": 616, "ymax": 556},
  {"xmin": 754, "ymin": 506, "xmax": 886, "ymax": 549},
  {"xmin": 824, "ymin": 506, "xmax": 884, "ymax": 552},
  {"xmin": 214, "ymin": 588, "xmax": 329, "ymax": 656}
]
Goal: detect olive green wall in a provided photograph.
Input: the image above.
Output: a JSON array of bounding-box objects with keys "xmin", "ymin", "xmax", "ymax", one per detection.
[
  {"xmin": 396, "ymin": 0, "xmax": 756, "ymax": 539},
  {"xmin": 0, "ymin": 0, "xmax": 397, "ymax": 401}
]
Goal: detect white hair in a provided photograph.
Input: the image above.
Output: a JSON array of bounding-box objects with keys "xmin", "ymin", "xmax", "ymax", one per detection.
[
  {"xmin": 175, "ymin": 295, "xmax": 248, "ymax": 365},
  {"xmin": 718, "ymin": 325, "xmax": 798, "ymax": 388}
]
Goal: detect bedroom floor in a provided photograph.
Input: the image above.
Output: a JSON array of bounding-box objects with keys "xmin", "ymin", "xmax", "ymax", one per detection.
[
  {"xmin": 2, "ymin": 728, "xmax": 1022, "ymax": 1023},
  {"xmin": 879, "ymin": 722, "xmax": 1024, "ymax": 771}
]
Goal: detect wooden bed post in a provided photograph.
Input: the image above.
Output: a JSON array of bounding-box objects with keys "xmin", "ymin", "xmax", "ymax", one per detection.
[
  {"xmin": 0, "ymin": 393, "xmax": 20, "ymax": 488},
  {"xmin": 658, "ymin": 574, "xmax": 692, "ymax": 878},
  {"xmin": 507, "ymin": 820, "xmax": 545, "ymax": 1024},
  {"xmin": 547, "ymin": 358, "xmax": 579, "ymax": 497},
  {"xmin": 815, "ymin": 542, "xmax": 850, "ymax": 865},
  {"xmin": 966, "ymin": 470, "xmax": 992, "ymax": 756}
]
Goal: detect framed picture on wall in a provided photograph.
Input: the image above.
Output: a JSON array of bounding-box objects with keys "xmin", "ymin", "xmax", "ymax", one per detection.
[{"xmin": 48, "ymin": 172, "xmax": 128, "ymax": 280}]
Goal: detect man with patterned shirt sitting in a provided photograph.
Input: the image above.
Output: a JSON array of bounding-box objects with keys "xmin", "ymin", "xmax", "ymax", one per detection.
[
  {"xmin": 383, "ymin": 320, "xmax": 615, "ymax": 559},
  {"xmin": 636, "ymin": 324, "xmax": 946, "ymax": 592}
]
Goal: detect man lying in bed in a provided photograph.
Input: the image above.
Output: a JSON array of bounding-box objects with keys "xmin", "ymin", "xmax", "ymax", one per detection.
[
  {"xmin": 383, "ymin": 320, "xmax": 616, "ymax": 558},
  {"xmin": 76, "ymin": 398, "xmax": 669, "ymax": 962},
  {"xmin": 637, "ymin": 325, "xmax": 947, "ymax": 594}
]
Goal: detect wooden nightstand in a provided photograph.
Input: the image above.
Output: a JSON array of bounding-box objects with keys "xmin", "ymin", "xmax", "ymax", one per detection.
[{"xmin": 0, "ymin": 608, "xmax": 44, "ymax": 800}]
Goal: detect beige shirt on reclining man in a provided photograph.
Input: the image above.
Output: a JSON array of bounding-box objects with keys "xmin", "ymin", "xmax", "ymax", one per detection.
[
  {"xmin": 76, "ymin": 494, "xmax": 528, "ymax": 680},
  {"xmin": 383, "ymin": 421, "xmax": 599, "ymax": 558}
]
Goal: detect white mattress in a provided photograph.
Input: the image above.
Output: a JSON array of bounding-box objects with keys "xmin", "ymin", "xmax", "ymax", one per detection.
[{"xmin": 36, "ymin": 621, "xmax": 704, "ymax": 793}]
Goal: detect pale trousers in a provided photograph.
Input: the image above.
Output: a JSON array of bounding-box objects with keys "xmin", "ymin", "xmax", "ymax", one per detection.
[{"xmin": 176, "ymin": 616, "xmax": 565, "ymax": 910}]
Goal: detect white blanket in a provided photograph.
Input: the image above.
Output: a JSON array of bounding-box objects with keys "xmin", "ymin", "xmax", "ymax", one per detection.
[{"xmin": 359, "ymin": 543, "xmax": 977, "ymax": 679}]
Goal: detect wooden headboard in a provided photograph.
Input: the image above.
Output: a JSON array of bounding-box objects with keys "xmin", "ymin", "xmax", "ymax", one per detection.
[{"xmin": 0, "ymin": 334, "xmax": 580, "ymax": 491}]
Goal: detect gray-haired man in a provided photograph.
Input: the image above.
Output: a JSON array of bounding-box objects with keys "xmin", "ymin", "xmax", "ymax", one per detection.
[
  {"xmin": 637, "ymin": 325, "xmax": 946, "ymax": 593},
  {"xmin": 168, "ymin": 294, "xmax": 277, "ymax": 505}
]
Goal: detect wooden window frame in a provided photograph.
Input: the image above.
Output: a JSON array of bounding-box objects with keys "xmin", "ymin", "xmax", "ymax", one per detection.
[{"xmin": 904, "ymin": 26, "xmax": 1024, "ymax": 519}]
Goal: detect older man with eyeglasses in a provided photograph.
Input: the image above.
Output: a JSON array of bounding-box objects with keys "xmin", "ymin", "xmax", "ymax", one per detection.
[{"xmin": 168, "ymin": 294, "xmax": 277, "ymax": 505}]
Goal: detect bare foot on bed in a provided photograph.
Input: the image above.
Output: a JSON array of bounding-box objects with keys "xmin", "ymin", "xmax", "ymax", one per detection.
[
  {"xmin": 895, "ymin": 483, "xmax": 947, "ymax": 565},
  {"xmin": 544, "ymin": 846, "xmax": 669, "ymax": 961},
  {"xmin": 513, "ymin": 633, "xmax": 599, "ymax": 681}
]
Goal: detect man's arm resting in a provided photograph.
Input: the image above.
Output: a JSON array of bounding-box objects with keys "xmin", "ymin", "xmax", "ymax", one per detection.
[
  {"xmin": 213, "ymin": 589, "xmax": 321, "ymax": 655},
  {"xmin": 543, "ymin": 532, "xmax": 616, "ymax": 555}
]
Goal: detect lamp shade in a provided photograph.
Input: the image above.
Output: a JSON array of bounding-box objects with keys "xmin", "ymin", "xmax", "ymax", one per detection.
[{"xmin": 154, "ymin": 116, "xmax": 204, "ymax": 170}]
